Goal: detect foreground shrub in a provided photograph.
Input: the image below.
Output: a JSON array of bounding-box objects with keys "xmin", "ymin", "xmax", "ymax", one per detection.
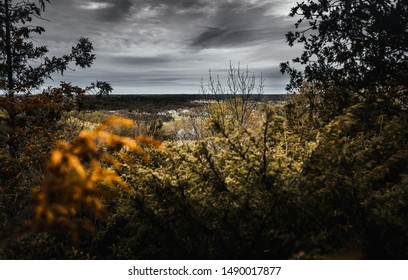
[
  {"xmin": 3, "ymin": 88, "xmax": 407, "ymax": 260},
  {"xmin": 89, "ymin": 103, "xmax": 316, "ymax": 259},
  {"xmin": 290, "ymin": 100, "xmax": 408, "ymax": 258},
  {"xmin": 0, "ymin": 86, "xmax": 84, "ymax": 249}
]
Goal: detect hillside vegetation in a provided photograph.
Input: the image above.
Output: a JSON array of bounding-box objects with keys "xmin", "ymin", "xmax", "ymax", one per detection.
[
  {"xmin": 1, "ymin": 79, "xmax": 407, "ymax": 259},
  {"xmin": 1, "ymin": 0, "xmax": 407, "ymax": 259}
]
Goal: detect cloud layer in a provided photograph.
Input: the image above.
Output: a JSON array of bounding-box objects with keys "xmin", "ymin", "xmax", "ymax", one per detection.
[{"xmin": 36, "ymin": 0, "xmax": 299, "ymax": 94}]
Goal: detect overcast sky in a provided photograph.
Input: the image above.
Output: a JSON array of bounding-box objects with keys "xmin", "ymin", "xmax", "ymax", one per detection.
[{"xmin": 37, "ymin": 0, "xmax": 300, "ymax": 94}]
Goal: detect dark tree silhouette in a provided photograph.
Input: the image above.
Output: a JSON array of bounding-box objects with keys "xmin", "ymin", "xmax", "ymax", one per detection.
[
  {"xmin": 0, "ymin": 0, "xmax": 107, "ymax": 97},
  {"xmin": 280, "ymin": 0, "xmax": 408, "ymax": 95},
  {"xmin": 86, "ymin": 81, "xmax": 114, "ymax": 97}
]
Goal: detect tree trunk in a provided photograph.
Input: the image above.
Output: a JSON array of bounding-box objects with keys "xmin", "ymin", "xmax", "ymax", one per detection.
[{"xmin": 4, "ymin": 0, "xmax": 14, "ymax": 97}]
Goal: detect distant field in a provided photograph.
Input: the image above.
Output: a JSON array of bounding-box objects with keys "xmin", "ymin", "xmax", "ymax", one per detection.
[{"xmin": 80, "ymin": 94, "xmax": 287, "ymax": 112}]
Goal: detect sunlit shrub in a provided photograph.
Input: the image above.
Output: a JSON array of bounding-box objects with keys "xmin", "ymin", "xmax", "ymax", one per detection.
[
  {"xmin": 101, "ymin": 103, "xmax": 317, "ymax": 259},
  {"xmin": 32, "ymin": 116, "xmax": 162, "ymax": 243},
  {"xmin": 64, "ymin": 110, "xmax": 111, "ymax": 125}
]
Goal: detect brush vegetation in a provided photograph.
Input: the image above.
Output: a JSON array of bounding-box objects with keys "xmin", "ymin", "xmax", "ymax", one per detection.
[{"xmin": 1, "ymin": 0, "xmax": 407, "ymax": 259}]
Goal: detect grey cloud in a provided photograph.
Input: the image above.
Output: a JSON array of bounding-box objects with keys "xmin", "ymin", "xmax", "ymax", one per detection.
[
  {"xmin": 191, "ymin": 26, "xmax": 277, "ymax": 49},
  {"xmin": 108, "ymin": 55, "xmax": 171, "ymax": 65},
  {"xmin": 140, "ymin": 0, "xmax": 207, "ymax": 12},
  {"xmin": 105, "ymin": 0, "xmax": 134, "ymax": 20},
  {"xmin": 77, "ymin": 0, "xmax": 134, "ymax": 22},
  {"xmin": 35, "ymin": 0, "xmax": 299, "ymax": 94},
  {"xmin": 259, "ymin": 66, "xmax": 286, "ymax": 80},
  {"xmin": 138, "ymin": 77, "xmax": 184, "ymax": 83},
  {"xmin": 188, "ymin": 1, "xmax": 292, "ymax": 49},
  {"xmin": 190, "ymin": 28, "xmax": 229, "ymax": 48},
  {"xmin": 80, "ymin": 0, "xmax": 209, "ymax": 22}
]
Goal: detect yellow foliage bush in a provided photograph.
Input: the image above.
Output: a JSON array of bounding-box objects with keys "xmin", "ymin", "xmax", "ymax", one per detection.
[{"xmin": 32, "ymin": 116, "xmax": 162, "ymax": 242}]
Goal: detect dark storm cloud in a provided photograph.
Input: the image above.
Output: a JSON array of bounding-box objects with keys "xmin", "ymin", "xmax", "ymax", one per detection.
[
  {"xmin": 190, "ymin": 27, "xmax": 263, "ymax": 49},
  {"xmin": 190, "ymin": 25, "xmax": 287, "ymax": 49},
  {"xmin": 189, "ymin": 1, "xmax": 292, "ymax": 49},
  {"xmin": 99, "ymin": 0, "xmax": 134, "ymax": 21},
  {"xmin": 147, "ymin": 0, "xmax": 207, "ymax": 10},
  {"xmin": 36, "ymin": 0, "xmax": 299, "ymax": 94},
  {"xmin": 44, "ymin": 1, "xmax": 293, "ymax": 48},
  {"xmin": 191, "ymin": 28, "xmax": 230, "ymax": 48}
]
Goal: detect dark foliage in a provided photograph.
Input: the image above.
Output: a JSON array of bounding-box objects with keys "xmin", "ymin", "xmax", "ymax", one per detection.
[
  {"xmin": 0, "ymin": 1, "xmax": 98, "ymax": 96},
  {"xmin": 280, "ymin": 0, "xmax": 408, "ymax": 99}
]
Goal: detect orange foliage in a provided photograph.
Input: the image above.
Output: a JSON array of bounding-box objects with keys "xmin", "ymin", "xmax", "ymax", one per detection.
[
  {"xmin": 32, "ymin": 116, "xmax": 162, "ymax": 242},
  {"xmin": 0, "ymin": 84, "xmax": 86, "ymax": 221}
]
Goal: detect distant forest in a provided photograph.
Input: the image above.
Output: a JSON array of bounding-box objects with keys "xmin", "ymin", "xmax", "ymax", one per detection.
[{"xmin": 78, "ymin": 94, "xmax": 286, "ymax": 111}]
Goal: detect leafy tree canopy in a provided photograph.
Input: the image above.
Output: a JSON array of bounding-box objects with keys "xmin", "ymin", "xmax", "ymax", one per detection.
[
  {"xmin": 280, "ymin": 0, "xmax": 408, "ymax": 95},
  {"xmin": 0, "ymin": 0, "xmax": 106, "ymax": 96}
]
